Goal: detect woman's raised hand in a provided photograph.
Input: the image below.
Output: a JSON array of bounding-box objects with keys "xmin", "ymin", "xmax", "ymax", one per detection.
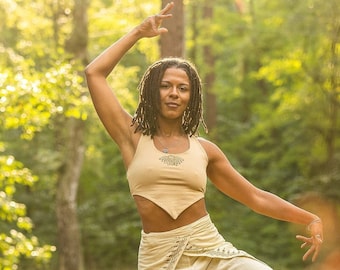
[{"xmin": 135, "ymin": 2, "xmax": 174, "ymax": 38}]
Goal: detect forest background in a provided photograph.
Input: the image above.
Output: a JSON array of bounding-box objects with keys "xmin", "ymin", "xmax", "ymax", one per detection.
[{"xmin": 0, "ymin": 0, "xmax": 339, "ymax": 269}]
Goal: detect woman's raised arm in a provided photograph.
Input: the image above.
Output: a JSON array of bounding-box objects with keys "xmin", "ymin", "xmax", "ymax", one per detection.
[{"xmin": 85, "ymin": 3, "xmax": 174, "ymax": 148}]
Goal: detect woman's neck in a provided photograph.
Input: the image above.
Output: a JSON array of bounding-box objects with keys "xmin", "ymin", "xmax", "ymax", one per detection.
[
  {"xmin": 156, "ymin": 121, "xmax": 185, "ymax": 137},
  {"xmin": 156, "ymin": 128, "xmax": 185, "ymax": 138}
]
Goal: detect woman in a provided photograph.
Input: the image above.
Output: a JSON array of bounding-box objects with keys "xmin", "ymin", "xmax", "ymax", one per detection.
[{"xmin": 85, "ymin": 2, "xmax": 323, "ymax": 269}]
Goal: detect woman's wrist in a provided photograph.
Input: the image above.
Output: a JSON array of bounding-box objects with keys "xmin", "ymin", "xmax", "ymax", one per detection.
[
  {"xmin": 130, "ymin": 26, "xmax": 144, "ymax": 40},
  {"xmin": 307, "ymin": 217, "xmax": 322, "ymax": 232}
]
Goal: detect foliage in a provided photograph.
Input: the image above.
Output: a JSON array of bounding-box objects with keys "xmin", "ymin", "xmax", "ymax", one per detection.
[
  {"xmin": 0, "ymin": 0, "xmax": 88, "ymax": 268},
  {"xmin": 206, "ymin": 0, "xmax": 339, "ymax": 268},
  {"xmin": 0, "ymin": 154, "xmax": 56, "ymax": 269}
]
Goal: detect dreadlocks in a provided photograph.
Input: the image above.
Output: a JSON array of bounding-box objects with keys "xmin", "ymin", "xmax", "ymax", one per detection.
[{"xmin": 131, "ymin": 58, "xmax": 207, "ymax": 137}]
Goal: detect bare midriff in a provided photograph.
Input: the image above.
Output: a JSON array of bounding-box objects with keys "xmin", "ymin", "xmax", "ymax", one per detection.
[{"xmin": 133, "ymin": 195, "xmax": 208, "ymax": 233}]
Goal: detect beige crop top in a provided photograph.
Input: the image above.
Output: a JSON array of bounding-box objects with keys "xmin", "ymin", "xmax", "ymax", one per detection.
[{"xmin": 126, "ymin": 135, "xmax": 208, "ymax": 219}]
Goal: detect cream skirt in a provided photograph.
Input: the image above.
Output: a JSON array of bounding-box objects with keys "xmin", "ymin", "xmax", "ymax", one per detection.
[{"xmin": 138, "ymin": 215, "xmax": 273, "ymax": 270}]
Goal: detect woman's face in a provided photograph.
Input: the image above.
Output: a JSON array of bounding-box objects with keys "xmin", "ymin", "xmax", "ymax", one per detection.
[{"xmin": 158, "ymin": 67, "xmax": 191, "ymax": 121}]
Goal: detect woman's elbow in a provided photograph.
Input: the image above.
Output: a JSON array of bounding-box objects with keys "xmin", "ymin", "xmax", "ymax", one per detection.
[
  {"xmin": 247, "ymin": 189, "xmax": 270, "ymax": 214},
  {"xmin": 84, "ymin": 64, "xmax": 95, "ymax": 77}
]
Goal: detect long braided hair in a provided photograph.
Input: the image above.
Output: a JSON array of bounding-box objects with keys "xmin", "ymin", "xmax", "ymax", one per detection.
[{"xmin": 132, "ymin": 58, "xmax": 207, "ymax": 137}]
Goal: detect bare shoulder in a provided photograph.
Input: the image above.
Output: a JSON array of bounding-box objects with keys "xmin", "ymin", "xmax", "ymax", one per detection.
[{"xmin": 197, "ymin": 137, "xmax": 224, "ymax": 160}]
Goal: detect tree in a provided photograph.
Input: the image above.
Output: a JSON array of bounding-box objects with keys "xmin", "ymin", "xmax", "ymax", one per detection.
[
  {"xmin": 55, "ymin": 0, "xmax": 88, "ymax": 269},
  {"xmin": 0, "ymin": 0, "xmax": 89, "ymax": 269},
  {"xmin": 202, "ymin": 0, "xmax": 217, "ymax": 130},
  {"xmin": 160, "ymin": 0, "xmax": 185, "ymax": 57}
]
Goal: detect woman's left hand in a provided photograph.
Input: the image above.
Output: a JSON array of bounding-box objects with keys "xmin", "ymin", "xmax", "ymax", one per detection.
[{"xmin": 296, "ymin": 219, "xmax": 323, "ymax": 262}]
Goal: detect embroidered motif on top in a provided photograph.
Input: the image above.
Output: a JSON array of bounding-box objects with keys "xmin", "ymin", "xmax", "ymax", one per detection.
[{"xmin": 159, "ymin": 155, "xmax": 184, "ymax": 166}]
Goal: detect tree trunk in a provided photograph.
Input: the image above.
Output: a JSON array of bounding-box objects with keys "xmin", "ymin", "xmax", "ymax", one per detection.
[
  {"xmin": 203, "ymin": 0, "xmax": 217, "ymax": 130},
  {"xmin": 56, "ymin": 0, "xmax": 88, "ymax": 269},
  {"xmin": 56, "ymin": 118, "xmax": 85, "ymax": 270},
  {"xmin": 160, "ymin": 0, "xmax": 184, "ymax": 57}
]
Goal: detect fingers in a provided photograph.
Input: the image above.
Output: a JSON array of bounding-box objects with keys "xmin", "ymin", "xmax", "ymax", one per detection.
[
  {"xmin": 159, "ymin": 2, "xmax": 175, "ymax": 15},
  {"xmin": 296, "ymin": 234, "xmax": 322, "ymax": 262},
  {"xmin": 296, "ymin": 235, "xmax": 309, "ymax": 242},
  {"xmin": 311, "ymin": 234, "xmax": 322, "ymax": 262},
  {"xmin": 150, "ymin": 2, "xmax": 174, "ymax": 33},
  {"xmin": 137, "ymin": 3, "xmax": 174, "ymax": 38},
  {"xmin": 302, "ymin": 243, "xmax": 320, "ymax": 262},
  {"xmin": 149, "ymin": 15, "xmax": 171, "ymax": 34},
  {"xmin": 312, "ymin": 242, "xmax": 321, "ymax": 262},
  {"xmin": 302, "ymin": 246, "xmax": 314, "ymax": 261}
]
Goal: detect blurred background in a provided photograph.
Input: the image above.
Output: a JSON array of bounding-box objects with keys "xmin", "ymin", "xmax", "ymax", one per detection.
[{"xmin": 0, "ymin": 0, "xmax": 339, "ymax": 269}]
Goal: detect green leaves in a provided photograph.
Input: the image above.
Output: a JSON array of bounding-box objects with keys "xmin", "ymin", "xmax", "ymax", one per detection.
[
  {"xmin": 0, "ymin": 230, "xmax": 56, "ymax": 269},
  {"xmin": 0, "ymin": 155, "xmax": 55, "ymax": 269},
  {"xmin": 0, "ymin": 60, "xmax": 89, "ymax": 140}
]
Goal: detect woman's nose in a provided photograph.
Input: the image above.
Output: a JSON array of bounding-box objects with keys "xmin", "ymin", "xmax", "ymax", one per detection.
[{"xmin": 169, "ymin": 86, "xmax": 179, "ymax": 96}]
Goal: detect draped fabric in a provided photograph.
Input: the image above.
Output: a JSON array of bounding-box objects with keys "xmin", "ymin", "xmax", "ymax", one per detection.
[{"xmin": 138, "ymin": 215, "xmax": 273, "ymax": 270}]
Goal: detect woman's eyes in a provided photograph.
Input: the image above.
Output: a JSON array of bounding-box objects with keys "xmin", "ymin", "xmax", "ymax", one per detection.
[
  {"xmin": 178, "ymin": 86, "xmax": 189, "ymax": 91},
  {"xmin": 160, "ymin": 84, "xmax": 189, "ymax": 92},
  {"xmin": 160, "ymin": 84, "xmax": 171, "ymax": 89}
]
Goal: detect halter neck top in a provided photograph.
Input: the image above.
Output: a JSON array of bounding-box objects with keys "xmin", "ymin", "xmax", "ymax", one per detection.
[{"xmin": 127, "ymin": 135, "xmax": 208, "ymax": 219}]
